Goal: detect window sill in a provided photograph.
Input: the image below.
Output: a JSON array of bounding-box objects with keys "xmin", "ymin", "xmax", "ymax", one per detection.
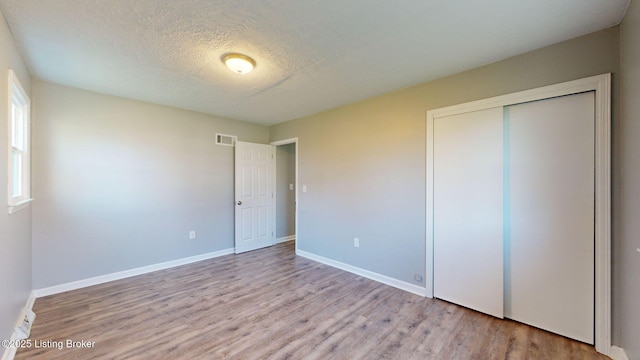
[{"xmin": 8, "ymin": 199, "xmax": 32, "ymax": 215}]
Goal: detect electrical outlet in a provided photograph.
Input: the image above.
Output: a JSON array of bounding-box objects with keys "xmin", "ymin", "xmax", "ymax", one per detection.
[
  {"xmin": 289, "ymin": 183, "xmax": 294, "ymax": 190},
  {"xmin": 189, "ymin": 231, "xmax": 196, "ymax": 240},
  {"xmin": 414, "ymin": 274, "xmax": 423, "ymax": 283},
  {"xmin": 354, "ymin": 237, "xmax": 359, "ymax": 247}
]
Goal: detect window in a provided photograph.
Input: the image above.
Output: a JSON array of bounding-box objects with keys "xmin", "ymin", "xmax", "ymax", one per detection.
[{"xmin": 8, "ymin": 70, "xmax": 31, "ymax": 214}]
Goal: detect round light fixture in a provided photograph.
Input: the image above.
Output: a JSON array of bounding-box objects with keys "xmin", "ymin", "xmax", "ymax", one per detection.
[{"xmin": 222, "ymin": 53, "xmax": 256, "ymax": 74}]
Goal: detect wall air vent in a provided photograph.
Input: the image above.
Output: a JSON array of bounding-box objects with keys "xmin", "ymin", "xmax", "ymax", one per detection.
[{"xmin": 216, "ymin": 133, "xmax": 237, "ymax": 146}]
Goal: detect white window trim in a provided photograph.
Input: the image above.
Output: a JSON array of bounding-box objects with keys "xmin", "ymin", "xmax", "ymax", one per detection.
[
  {"xmin": 8, "ymin": 198, "xmax": 32, "ymax": 214},
  {"xmin": 7, "ymin": 69, "xmax": 32, "ymax": 214}
]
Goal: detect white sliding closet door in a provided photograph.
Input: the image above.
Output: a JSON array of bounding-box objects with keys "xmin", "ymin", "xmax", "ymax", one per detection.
[
  {"xmin": 505, "ymin": 92, "xmax": 595, "ymax": 344},
  {"xmin": 433, "ymin": 107, "xmax": 504, "ymax": 318}
]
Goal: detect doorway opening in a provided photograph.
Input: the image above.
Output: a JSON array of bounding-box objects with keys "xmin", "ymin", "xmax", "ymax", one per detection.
[{"xmin": 271, "ymin": 138, "xmax": 298, "ymax": 252}]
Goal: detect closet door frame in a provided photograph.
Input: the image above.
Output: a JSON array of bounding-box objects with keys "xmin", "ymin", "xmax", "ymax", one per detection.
[{"xmin": 425, "ymin": 73, "xmax": 611, "ymax": 355}]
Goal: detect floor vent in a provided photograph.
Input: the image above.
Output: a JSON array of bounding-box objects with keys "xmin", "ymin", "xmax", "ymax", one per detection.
[{"xmin": 216, "ymin": 133, "xmax": 237, "ymax": 146}]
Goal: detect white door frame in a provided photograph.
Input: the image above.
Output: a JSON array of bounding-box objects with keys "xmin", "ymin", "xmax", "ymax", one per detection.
[
  {"xmin": 426, "ymin": 74, "xmax": 611, "ymax": 356},
  {"xmin": 270, "ymin": 137, "xmax": 299, "ymax": 253}
]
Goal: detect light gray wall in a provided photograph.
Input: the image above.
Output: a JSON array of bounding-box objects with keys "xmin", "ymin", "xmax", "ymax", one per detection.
[
  {"xmin": 0, "ymin": 10, "xmax": 32, "ymax": 349},
  {"xmin": 616, "ymin": 2, "xmax": 640, "ymax": 358},
  {"xmin": 276, "ymin": 143, "xmax": 295, "ymax": 239},
  {"xmin": 31, "ymin": 80, "xmax": 268, "ymax": 289},
  {"xmin": 270, "ymin": 27, "xmax": 619, "ymax": 289}
]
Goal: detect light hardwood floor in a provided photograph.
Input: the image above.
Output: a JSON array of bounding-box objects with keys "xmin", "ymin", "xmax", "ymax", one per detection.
[{"xmin": 16, "ymin": 242, "xmax": 607, "ymax": 359}]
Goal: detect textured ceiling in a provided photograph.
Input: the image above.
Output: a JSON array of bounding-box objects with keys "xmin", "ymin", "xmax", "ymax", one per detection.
[{"xmin": 0, "ymin": 0, "xmax": 630, "ymax": 125}]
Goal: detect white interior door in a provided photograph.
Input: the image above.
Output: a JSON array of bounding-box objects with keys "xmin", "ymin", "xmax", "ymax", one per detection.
[
  {"xmin": 505, "ymin": 92, "xmax": 595, "ymax": 344},
  {"xmin": 235, "ymin": 141, "xmax": 275, "ymax": 254},
  {"xmin": 433, "ymin": 107, "xmax": 504, "ymax": 318}
]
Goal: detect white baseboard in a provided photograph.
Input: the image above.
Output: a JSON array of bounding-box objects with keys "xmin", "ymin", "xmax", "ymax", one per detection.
[
  {"xmin": 0, "ymin": 340, "xmax": 16, "ymax": 360},
  {"xmin": 610, "ymin": 346, "xmax": 629, "ymax": 360},
  {"xmin": 1, "ymin": 291, "xmax": 36, "ymax": 360},
  {"xmin": 276, "ymin": 235, "xmax": 296, "ymax": 244},
  {"xmin": 33, "ymin": 248, "xmax": 235, "ymax": 298},
  {"xmin": 296, "ymin": 250, "xmax": 427, "ymax": 297}
]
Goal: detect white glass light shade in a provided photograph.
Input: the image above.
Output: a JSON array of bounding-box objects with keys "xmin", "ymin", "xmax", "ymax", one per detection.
[{"xmin": 222, "ymin": 53, "xmax": 255, "ymax": 74}]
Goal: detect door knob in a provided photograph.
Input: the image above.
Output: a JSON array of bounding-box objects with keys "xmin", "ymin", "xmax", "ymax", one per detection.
[{"xmin": 237, "ymin": 201, "xmax": 242, "ymax": 205}]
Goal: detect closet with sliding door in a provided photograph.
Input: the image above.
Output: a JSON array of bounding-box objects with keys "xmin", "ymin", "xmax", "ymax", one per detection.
[{"xmin": 425, "ymin": 74, "xmax": 611, "ymax": 353}]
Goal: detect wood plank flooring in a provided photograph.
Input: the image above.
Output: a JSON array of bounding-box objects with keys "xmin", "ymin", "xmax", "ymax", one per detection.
[{"xmin": 15, "ymin": 242, "xmax": 608, "ymax": 359}]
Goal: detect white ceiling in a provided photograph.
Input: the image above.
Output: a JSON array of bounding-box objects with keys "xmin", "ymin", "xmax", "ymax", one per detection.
[{"xmin": 0, "ymin": 0, "xmax": 630, "ymax": 125}]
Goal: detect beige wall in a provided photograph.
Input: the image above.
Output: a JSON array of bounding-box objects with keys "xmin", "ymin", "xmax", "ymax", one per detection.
[
  {"xmin": 0, "ymin": 11, "xmax": 32, "ymax": 351},
  {"xmin": 31, "ymin": 80, "xmax": 269, "ymax": 288},
  {"xmin": 617, "ymin": 1, "xmax": 640, "ymax": 357},
  {"xmin": 270, "ymin": 27, "xmax": 619, "ymax": 292}
]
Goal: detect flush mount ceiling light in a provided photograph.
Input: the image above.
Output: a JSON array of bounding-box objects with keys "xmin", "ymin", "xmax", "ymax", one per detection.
[{"xmin": 222, "ymin": 53, "xmax": 256, "ymax": 74}]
